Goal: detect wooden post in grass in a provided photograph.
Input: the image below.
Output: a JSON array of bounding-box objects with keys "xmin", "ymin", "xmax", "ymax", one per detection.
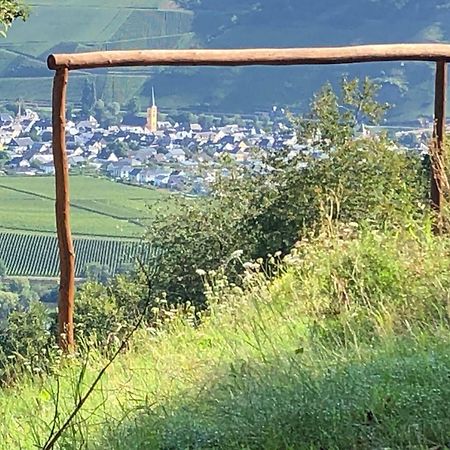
[
  {"xmin": 52, "ymin": 67, "xmax": 75, "ymax": 352},
  {"xmin": 431, "ymin": 60, "xmax": 447, "ymax": 215}
]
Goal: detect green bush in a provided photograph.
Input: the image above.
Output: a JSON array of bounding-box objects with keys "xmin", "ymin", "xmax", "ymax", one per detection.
[
  {"xmin": 73, "ymin": 272, "xmax": 197, "ymax": 351},
  {"xmin": 74, "ymin": 273, "xmax": 151, "ymax": 350},
  {"xmin": 146, "ymin": 78, "xmax": 428, "ymax": 306},
  {"xmin": 0, "ymin": 300, "xmax": 57, "ymax": 384}
]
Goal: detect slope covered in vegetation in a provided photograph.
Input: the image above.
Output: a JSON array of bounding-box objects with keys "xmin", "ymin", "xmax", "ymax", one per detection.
[
  {"xmin": 154, "ymin": 0, "xmax": 449, "ymax": 121},
  {"xmin": 2, "ymin": 222, "xmax": 450, "ymax": 448},
  {"xmin": 1, "ymin": 78, "xmax": 448, "ymax": 448},
  {"xmin": 0, "ymin": 0, "xmax": 194, "ymax": 105}
]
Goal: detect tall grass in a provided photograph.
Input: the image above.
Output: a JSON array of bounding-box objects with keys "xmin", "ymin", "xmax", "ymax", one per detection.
[{"xmin": 2, "ymin": 221, "xmax": 450, "ymax": 449}]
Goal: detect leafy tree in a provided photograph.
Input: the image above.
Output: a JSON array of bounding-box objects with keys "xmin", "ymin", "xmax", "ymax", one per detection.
[
  {"xmin": 95, "ymin": 101, "xmax": 123, "ymax": 128},
  {"xmin": 125, "ymin": 96, "xmax": 141, "ymax": 115},
  {"xmin": 82, "ymin": 263, "xmax": 111, "ymax": 284},
  {"xmin": 74, "ymin": 273, "xmax": 151, "ymax": 349},
  {"xmin": 110, "ymin": 140, "xmax": 129, "ymax": 158},
  {"xmin": 0, "ymin": 0, "xmax": 28, "ymax": 37},
  {"xmin": 145, "ymin": 77, "xmax": 427, "ymax": 306},
  {"xmin": 81, "ymin": 79, "xmax": 97, "ymax": 117},
  {"xmin": 291, "ymin": 77, "xmax": 389, "ymax": 152},
  {"xmin": 0, "ymin": 291, "xmax": 19, "ymax": 321},
  {"xmin": 232, "ymin": 114, "xmax": 244, "ymax": 127},
  {"xmin": 40, "ymin": 286, "xmax": 58, "ymax": 304},
  {"xmin": 0, "ymin": 300, "xmax": 55, "ymax": 384},
  {"xmin": 198, "ymin": 114, "xmax": 214, "ymax": 130},
  {"xmin": 172, "ymin": 112, "xmax": 198, "ymax": 127},
  {"xmin": 7, "ymin": 278, "xmax": 38, "ymax": 305},
  {"xmin": 109, "ymin": 101, "xmax": 121, "ymax": 116},
  {"xmin": 93, "ymin": 99, "xmax": 105, "ymax": 113},
  {"xmin": 4, "ymin": 101, "xmax": 18, "ymax": 115},
  {"xmin": 0, "ymin": 260, "xmax": 6, "ymax": 278}
]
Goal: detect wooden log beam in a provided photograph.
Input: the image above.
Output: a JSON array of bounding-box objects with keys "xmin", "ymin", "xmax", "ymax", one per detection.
[
  {"xmin": 47, "ymin": 43, "xmax": 450, "ymax": 71},
  {"xmin": 52, "ymin": 68, "xmax": 75, "ymax": 352}
]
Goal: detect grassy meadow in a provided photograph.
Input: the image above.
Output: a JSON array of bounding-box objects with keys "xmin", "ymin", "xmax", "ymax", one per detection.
[
  {"xmin": 0, "ymin": 175, "xmax": 171, "ymax": 237},
  {"xmin": 2, "ymin": 222, "xmax": 450, "ymax": 448}
]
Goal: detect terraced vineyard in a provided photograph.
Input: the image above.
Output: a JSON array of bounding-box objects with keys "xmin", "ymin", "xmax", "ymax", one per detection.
[
  {"xmin": 0, "ymin": 0, "xmax": 194, "ymax": 105},
  {"xmin": 0, "ymin": 232, "xmax": 159, "ymax": 278}
]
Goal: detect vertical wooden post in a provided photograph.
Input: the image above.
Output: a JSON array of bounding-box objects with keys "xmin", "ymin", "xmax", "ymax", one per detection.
[
  {"xmin": 431, "ymin": 60, "xmax": 447, "ymax": 213},
  {"xmin": 52, "ymin": 68, "xmax": 75, "ymax": 352}
]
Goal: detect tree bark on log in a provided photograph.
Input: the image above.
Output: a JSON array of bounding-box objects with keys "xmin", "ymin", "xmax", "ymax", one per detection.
[
  {"xmin": 48, "ymin": 44, "xmax": 450, "ymax": 70},
  {"xmin": 52, "ymin": 68, "xmax": 75, "ymax": 352},
  {"xmin": 432, "ymin": 61, "xmax": 447, "ymax": 215}
]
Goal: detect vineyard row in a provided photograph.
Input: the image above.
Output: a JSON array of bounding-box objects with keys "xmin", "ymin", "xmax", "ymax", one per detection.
[{"xmin": 0, "ymin": 232, "xmax": 159, "ymax": 278}]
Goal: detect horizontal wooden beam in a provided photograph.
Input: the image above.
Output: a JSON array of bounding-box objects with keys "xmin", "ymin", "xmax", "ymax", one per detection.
[{"xmin": 47, "ymin": 43, "xmax": 450, "ymax": 71}]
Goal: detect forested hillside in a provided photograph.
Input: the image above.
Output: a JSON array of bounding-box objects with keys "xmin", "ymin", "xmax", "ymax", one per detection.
[
  {"xmin": 162, "ymin": 0, "xmax": 450, "ymax": 121},
  {"xmin": 1, "ymin": 0, "xmax": 450, "ymax": 120}
]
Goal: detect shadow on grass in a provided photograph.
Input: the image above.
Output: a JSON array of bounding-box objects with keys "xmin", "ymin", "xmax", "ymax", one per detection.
[{"xmin": 97, "ymin": 338, "xmax": 450, "ymax": 449}]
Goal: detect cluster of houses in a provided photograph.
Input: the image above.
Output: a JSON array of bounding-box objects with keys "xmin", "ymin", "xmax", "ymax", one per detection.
[
  {"xmin": 0, "ymin": 108, "xmax": 434, "ymax": 195},
  {"xmin": 0, "ymin": 108, "xmax": 299, "ymax": 194}
]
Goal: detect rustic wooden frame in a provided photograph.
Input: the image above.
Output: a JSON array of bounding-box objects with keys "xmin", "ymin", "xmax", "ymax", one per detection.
[{"xmin": 48, "ymin": 44, "xmax": 448, "ymax": 351}]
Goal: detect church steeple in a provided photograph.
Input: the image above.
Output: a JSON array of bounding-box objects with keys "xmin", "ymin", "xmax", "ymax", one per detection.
[{"xmin": 146, "ymin": 86, "xmax": 158, "ymax": 133}]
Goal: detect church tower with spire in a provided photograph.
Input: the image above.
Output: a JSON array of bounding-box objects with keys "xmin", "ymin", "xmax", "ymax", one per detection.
[{"xmin": 146, "ymin": 87, "xmax": 158, "ymax": 133}]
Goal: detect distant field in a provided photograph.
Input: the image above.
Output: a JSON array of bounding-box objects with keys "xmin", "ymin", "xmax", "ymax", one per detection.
[{"xmin": 0, "ymin": 175, "xmax": 172, "ymax": 237}]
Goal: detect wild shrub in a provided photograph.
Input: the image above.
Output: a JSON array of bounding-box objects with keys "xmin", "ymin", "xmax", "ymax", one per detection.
[
  {"xmin": 0, "ymin": 300, "xmax": 58, "ymax": 384},
  {"xmin": 74, "ymin": 273, "xmax": 151, "ymax": 350},
  {"xmin": 146, "ymin": 78, "xmax": 428, "ymax": 306},
  {"xmin": 74, "ymin": 273, "xmax": 197, "ymax": 352}
]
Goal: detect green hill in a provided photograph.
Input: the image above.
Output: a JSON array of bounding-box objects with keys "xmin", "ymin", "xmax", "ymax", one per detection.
[
  {"xmin": 3, "ymin": 225, "xmax": 450, "ymax": 448},
  {"xmin": 0, "ymin": 0, "xmax": 195, "ymax": 107},
  {"xmin": 154, "ymin": 0, "xmax": 449, "ymax": 122},
  {"xmin": 1, "ymin": 0, "xmax": 449, "ymax": 120}
]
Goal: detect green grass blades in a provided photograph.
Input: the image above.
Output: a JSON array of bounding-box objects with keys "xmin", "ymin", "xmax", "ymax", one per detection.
[{"xmin": 2, "ymin": 224, "xmax": 450, "ymax": 448}]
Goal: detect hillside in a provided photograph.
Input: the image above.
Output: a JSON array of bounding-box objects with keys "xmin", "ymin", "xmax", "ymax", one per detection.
[
  {"xmin": 1, "ymin": 0, "xmax": 449, "ymax": 120},
  {"xmin": 3, "ymin": 225, "xmax": 450, "ymax": 448},
  {"xmin": 0, "ymin": 0, "xmax": 195, "ymax": 107},
  {"xmin": 153, "ymin": 0, "xmax": 450, "ymax": 122}
]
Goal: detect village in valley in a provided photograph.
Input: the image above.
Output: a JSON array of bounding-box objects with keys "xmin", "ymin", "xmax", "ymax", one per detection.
[{"xmin": 0, "ymin": 87, "xmax": 434, "ymax": 196}]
